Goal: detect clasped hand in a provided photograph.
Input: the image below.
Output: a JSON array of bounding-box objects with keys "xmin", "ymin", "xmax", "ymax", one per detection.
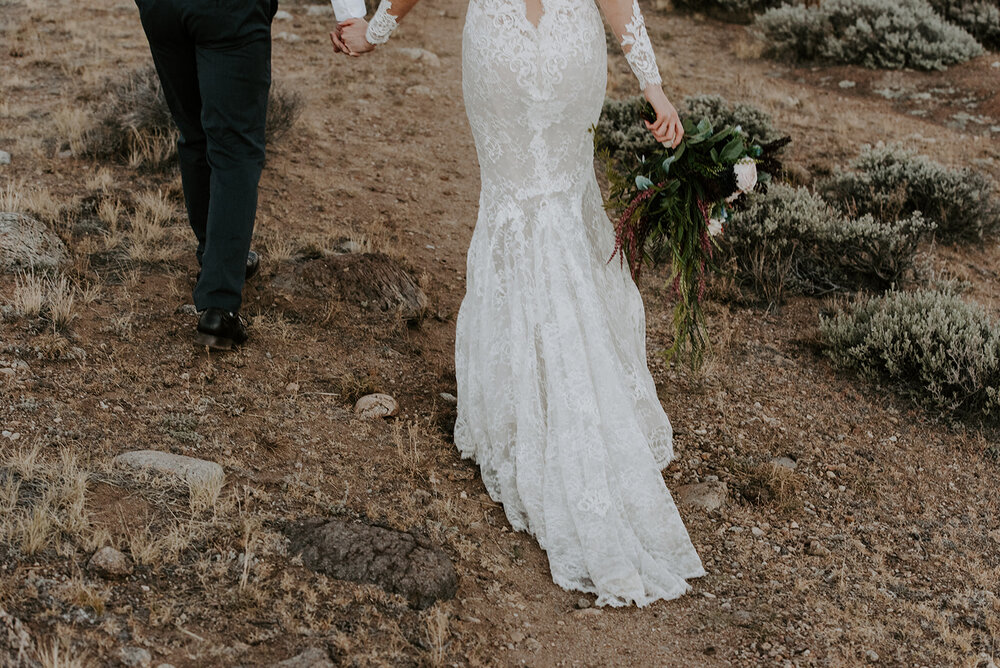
[
  {"xmin": 643, "ymin": 86, "xmax": 684, "ymax": 149},
  {"xmin": 329, "ymin": 19, "xmax": 374, "ymax": 56}
]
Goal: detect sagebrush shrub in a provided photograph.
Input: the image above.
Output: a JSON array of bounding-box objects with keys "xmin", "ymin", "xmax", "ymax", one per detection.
[
  {"xmin": 722, "ymin": 184, "xmax": 933, "ymax": 300},
  {"xmin": 85, "ymin": 66, "xmax": 303, "ymax": 168},
  {"xmin": 755, "ymin": 0, "xmax": 984, "ymax": 70},
  {"xmin": 595, "ymin": 96, "xmax": 658, "ymax": 161},
  {"xmin": 928, "ymin": 0, "xmax": 1000, "ymax": 48},
  {"xmin": 596, "ymin": 94, "xmax": 781, "ymax": 161},
  {"xmin": 682, "ymin": 94, "xmax": 781, "ymax": 143},
  {"xmin": 820, "ymin": 289, "xmax": 1000, "ymax": 422},
  {"xmin": 819, "ymin": 144, "xmax": 1000, "ymax": 241}
]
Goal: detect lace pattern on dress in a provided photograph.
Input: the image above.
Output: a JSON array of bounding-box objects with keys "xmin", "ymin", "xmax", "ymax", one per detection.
[
  {"xmin": 620, "ymin": 0, "xmax": 661, "ymax": 89},
  {"xmin": 365, "ymin": 0, "xmax": 398, "ymax": 45},
  {"xmin": 456, "ymin": 0, "xmax": 704, "ymax": 607}
]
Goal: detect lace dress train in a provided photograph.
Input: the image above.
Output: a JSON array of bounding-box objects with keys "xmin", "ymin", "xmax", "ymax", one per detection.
[{"xmin": 452, "ymin": 0, "xmax": 705, "ymax": 606}]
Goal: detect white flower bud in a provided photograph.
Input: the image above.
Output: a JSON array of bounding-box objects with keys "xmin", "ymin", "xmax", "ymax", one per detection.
[{"xmin": 734, "ymin": 157, "xmax": 758, "ymax": 194}]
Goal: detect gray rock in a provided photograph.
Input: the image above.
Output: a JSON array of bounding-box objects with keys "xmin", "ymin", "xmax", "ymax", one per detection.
[
  {"xmin": 570, "ymin": 608, "xmax": 602, "ymax": 617},
  {"xmin": 771, "ymin": 456, "xmax": 797, "ymax": 470},
  {"xmin": 355, "ymin": 393, "xmax": 398, "ymax": 419},
  {"xmin": 335, "ymin": 239, "xmax": 365, "ymax": 254},
  {"xmin": 114, "ymin": 450, "xmax": 223, "ymax": 487},
  {"xmin": 439, "ymin": 392, "xmax": 458, "ymax": 404},
  {"xmin": 88, "ymin": 546, "xmax": 133, "ymax": 578},
  {"xmin": 274, "ymin": 9, "xmax": 293, "ymax": 19},
  {"xmin": 286, "ymin": 518, "xmax": 458, "ymax": 610},
  {"xmin": 396, "ymin": 47, "xmax": 440, "ymax": 67},
  {"xmin": 276, "ymin": 648, "xmax": 334, "ymax": 668},
  {"xmin": 1, "ymin": 606, "xmax": 37, "ymax": 668},
  {"xmin": 0, "ymin": 151, "xmax": 10, "ymax": 166},
  {"xmin": 174, "ymin": 304, "xmax": 198, "ymax": 316},
  {"xmin": 306, "ymin": 4, "xmax": 332, "ymax": 15},
  {"xmin": 405, "ymin": 85, "xmax": 434, "ymax": 97},
  {"xmin": 575, "ymin": 597, "xmax": 591, "ymax": 609},
  {"xmin": 118, "ymin": 646, "xmax": 152, "ymax": 668},
  {"xmin": 674, "ymin": 481, "xmax": 728, "ymax": 512},
  {"xmin": 0, "ymin": 212, "xmax": 67, "ymax": 273},
  {"xmin": 275, "ymin": 32, "xmax": 302, "ymax": 43}
]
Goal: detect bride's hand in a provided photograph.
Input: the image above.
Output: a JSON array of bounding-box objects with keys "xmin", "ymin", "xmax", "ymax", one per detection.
[{"xmin": 643, "ymin": 86, "xmax": 684, "ymax": 149}]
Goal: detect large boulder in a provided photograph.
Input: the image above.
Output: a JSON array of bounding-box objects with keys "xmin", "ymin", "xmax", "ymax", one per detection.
[
  {"xmin": 0, "ymin": 212, "xmax": 67, "ymax": 272},
  {"xmin": 286, "ymin": 518, "xmax": 458, "ymax": 610},
  {"xmin": 113, "ymin": 450, "xmax": 223, "ymax": 488}
]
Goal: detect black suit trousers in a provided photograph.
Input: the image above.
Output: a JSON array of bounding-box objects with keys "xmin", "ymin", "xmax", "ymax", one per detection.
[{"xmin": 135, "ymin": 0, "xmax": 276, "ymax": 312}]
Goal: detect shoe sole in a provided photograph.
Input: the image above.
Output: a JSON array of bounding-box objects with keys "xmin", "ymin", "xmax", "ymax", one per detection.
[{"xmin": 195, "ymin": 332, "xmax": 235, "ymax": 351}]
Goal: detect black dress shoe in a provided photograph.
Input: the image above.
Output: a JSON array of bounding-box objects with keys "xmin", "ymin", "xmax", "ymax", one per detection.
[
  {"xmin": 195, "ymin": 307, "xmax": 248, "ymax": 351},
  {"xmin": 245, "ymin": 250, "xmax": 260, "ymax": 281}
]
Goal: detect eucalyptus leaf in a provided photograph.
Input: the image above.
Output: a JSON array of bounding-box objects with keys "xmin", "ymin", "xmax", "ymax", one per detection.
[{"xmin": 720, "ymin": 135, "xmax": 746, "ymax": 163}]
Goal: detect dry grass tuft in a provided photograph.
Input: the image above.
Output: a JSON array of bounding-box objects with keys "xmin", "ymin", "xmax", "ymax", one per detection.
[
  {"xmin": 50, "ymin": 107, "xmax": 92, "ymax": 156},
  {"xmin": 10, "ymin": 272, "xmax": 46, "ymax": 318},
  {"xmin": 336, "ymin": 370, "xmax": 381, "ymax": 404},
  {"xmin": 135, "ymin": 189, "xmax": 176, "ymax": 226},
  {"xmin": 732, "ymin": 460, "xmax": 801, "ymax": 511},
  {"xmin": 38, "ymin": 636, "xmax": 87, "ymax": 668},
  {"xmin": 7, "ymin": 273, "xmax": 80, "ymax": 331},
  {"xmin": 424, "ymin": 605, "xmax": 451, "ymax": 666}
]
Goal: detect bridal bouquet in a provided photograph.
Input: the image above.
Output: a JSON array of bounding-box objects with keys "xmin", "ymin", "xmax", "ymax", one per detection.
[{"xmin": 599, "ymin": 104, "xmax": 789, "ymax": 368}]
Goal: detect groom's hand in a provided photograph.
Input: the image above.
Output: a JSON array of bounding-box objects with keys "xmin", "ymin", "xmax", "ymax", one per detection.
[
  {"xmin": 337, "ymin": 18, "xmax": 375, "ymax": 56},
  {"xmin": 329, "ymin": 25, "xmax": 351, "ymax": 55}
]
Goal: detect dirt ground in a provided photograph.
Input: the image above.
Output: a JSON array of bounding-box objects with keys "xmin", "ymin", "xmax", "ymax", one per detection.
[{"xmin": 1, "ymin": 0, "xmax": 999, "ymax": 666}]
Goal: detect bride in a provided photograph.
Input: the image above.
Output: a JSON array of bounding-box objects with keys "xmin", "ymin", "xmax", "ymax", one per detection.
[{"xmin": 332, "ymin": 0, "xmax": 705, "ymax": 606}]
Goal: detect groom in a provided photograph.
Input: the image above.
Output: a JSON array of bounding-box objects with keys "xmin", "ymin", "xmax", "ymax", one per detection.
[{"xmin": 134, "ymin": 0, "xmax": 278, "ymax": 350}]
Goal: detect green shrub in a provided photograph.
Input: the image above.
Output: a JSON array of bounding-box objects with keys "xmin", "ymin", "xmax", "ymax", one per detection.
[
  {"xmin": 85, "ymin": 66, "xmax": 303, "ymax": 169},
  {"xmin": 682, "ymin": 94, "xmax": 782, "ymax": 143},
  {"xmin": 595, "ymin": 96, "xmax": 658, "ymax": 161},
  {"xmin": 928, "ymin": 0, "xmax": 1000, "ymax": 49},
  {"xmin": 820, "ymin": 288, "xmax": 1000, "ymax": 422},
  {"xmin": 723, "ymin": 184, "xmax": 933, "ymax": 301},
  {"xmin": 755, "ymin": 0, "xmax": 984, "ymax": 70},
  {"xmin": 819, "ymin": 144, "xmax": 1000, "ymax": 241},
  {"xmin": 595, "ymin": 94, "xmax": 781, "ymax": 161}
]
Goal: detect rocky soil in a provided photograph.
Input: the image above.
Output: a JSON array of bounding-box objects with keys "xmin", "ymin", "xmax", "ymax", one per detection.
[{"xmin": 1, "ymin": 0, "xmax": 998, "ymax": 666}]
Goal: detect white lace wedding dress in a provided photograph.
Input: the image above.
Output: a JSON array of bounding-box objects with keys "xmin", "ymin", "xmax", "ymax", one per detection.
[{"xmin": 365, "ymin": 0, "xmax": 705, "ymax": 606}]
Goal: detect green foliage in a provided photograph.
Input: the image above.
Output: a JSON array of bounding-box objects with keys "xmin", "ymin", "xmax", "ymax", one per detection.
[
  {"xmin": 819, "ymin": 144, "xmax": 1000, "ymax": 242},
  {"xmin": 755, "ymin": 0, "xmax": 984, "ymax": 70},
  {"xmin": 723, "ymin": 184, "xmax": 933, "ymax": 301},
  {"xmin": 598, "ymin": 107, "xmax": 787, "ymax": 368},
  {"xmin": 928, "ymin": 0, "xmax": 1000, "ymax": 48},
  {"xmin": 682, "ymin": 94, "xmax": 782, "ymax": 143},
  {"xmin": 596, "ymin": 94, "xmax": 782, "ymax": 163},
  {"xmin": 820, "ymin": 288, "xmax": 1000, "ymax": 422}
]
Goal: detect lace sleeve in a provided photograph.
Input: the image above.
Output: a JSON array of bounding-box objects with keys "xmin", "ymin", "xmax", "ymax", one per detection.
[
  {"xmin": 365, "ymin": 0, "xmax": 399, "ymax": 45},
  {"xmin": 597, "ymin": 0, "xmax": 662, "ymax": 90}
]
